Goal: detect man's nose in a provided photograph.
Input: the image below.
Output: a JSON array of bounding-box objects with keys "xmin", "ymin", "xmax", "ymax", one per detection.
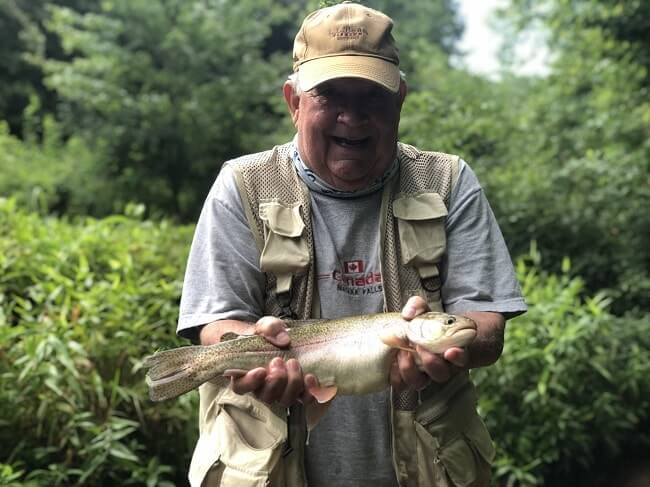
[{"xmin": 336, "ymin": 98, "xmax": 368, "ymax": 126}]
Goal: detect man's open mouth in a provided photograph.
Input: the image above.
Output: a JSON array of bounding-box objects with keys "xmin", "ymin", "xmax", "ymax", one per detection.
[{"xmin": 332, "ymin": 136, "xmax": 369, "ymax": 147}]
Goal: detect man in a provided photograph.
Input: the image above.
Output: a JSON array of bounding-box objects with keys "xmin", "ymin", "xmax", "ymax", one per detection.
[{"xmin": 177, "ymin": 2, "xmax": 526, "ymax": 486}]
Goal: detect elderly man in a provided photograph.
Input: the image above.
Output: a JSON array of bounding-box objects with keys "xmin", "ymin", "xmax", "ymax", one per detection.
[{"xmin": 177, "ymin": 2, "xmax": 526, "ymax": 486}]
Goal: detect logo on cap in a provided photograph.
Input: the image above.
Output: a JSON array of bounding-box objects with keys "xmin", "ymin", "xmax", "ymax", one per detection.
[{"xmin": 329, "ymin": 25, "xmax": 368, "ymax": 40}]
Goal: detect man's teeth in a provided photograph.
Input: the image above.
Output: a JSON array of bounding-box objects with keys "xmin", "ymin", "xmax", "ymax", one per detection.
[{"xmin": 333, "ymin": 136, "xmax": 367, "ymax": 146}]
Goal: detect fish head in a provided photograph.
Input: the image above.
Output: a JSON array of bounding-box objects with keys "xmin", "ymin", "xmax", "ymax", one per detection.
[{"xmin": 406, "ymin": 312, "xmax": 477, "ymax": 354}]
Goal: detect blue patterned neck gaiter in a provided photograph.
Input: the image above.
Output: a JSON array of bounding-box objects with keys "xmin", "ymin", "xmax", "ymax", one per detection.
[{"xmin": 289, "ymin": 138, "xmax": 399, "ymax": 199}]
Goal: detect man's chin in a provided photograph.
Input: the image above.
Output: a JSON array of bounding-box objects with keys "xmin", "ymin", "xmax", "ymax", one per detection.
[{"xmin": 328, "ymin": 166, "xmax": 376, "ymax": 191}]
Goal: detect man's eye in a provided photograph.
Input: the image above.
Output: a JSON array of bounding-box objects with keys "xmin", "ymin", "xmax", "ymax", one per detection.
[
  {"xmin": 312, "ymin": 89, "xmax": 330, "ymax": 100},
  {"xmin": 367, "ymin": 90, "xmax": 389, "ymax": 103},
  {"xmin": 314, "ymin": 92, "xmax": 338, "ymax": 105}
]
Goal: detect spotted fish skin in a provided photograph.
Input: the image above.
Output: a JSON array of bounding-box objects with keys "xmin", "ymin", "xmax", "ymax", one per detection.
[{"xmin": 144, "ymin": 312, "xmax": 477, "ymax": 402}]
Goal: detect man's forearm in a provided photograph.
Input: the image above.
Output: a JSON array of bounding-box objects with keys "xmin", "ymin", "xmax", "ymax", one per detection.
[
  {"xmin": 463, "ymin": 311, "xmax": 506, "ymax": 369},
  {"xmin": 199, "ymin": 319, "xmax": 255, "ymax": 345}
]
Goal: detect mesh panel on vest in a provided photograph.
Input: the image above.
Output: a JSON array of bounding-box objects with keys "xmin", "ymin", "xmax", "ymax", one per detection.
[
  {"xmin": 382, "ymin": 143, "xmax": 457, "ymax": 314},
  {"xmin": 230, "ymin": 141, "xmax": 456, "ymax": 320},
  {"xmin": 229, "ymin": 143, "xmax": 314, "ymax": 320},
  {"xmin": 231, "ymin": 142, "xmax": 458, "ymax": 411},
  {"xmin": 386, "ymin": 143, "xmax": 457, "ymax": 411}
]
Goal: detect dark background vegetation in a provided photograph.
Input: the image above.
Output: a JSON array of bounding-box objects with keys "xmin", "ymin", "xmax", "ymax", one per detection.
[{"xmin": 1, "ymin": 0, "xmax": 648, "ymax": 485}]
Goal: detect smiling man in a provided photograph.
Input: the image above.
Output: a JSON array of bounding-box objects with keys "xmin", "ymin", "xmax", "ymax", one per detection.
[
  {"xmin": 177, "ymin": 2, "xmax": 526, "ymax": 487},
  {"xmin": 284, "ymin": 77, "xmax": 405, "ymax": 191}
]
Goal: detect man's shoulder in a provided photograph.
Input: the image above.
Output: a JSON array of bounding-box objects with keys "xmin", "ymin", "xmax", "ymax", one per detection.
[
  {"xmin": 225, "ymin": 142, "xmax": 293, "ymax": 169},
  {"xmin": 222, "ymin": 140, "xmax": 306, "ymax": 209},
  {"xmin": 397, "ymin": 141, "xmax": 460, "ymax": 162},
  {"xmin": 397, "ymin": 142, "xmax": 464, "ymax": 194}
]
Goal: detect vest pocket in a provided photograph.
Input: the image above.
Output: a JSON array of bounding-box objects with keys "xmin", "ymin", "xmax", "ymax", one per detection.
[
  {"xmin": 190, "ymin": 387, "xmax": 287, "ymax": 487},
  {"xmin": 259, "ymin": 201, "xmax": 310, "ymax": 294},
  {"xmin": 414, "ymin": 382, "xmax": 495, "ymax": 487},
  {"xmin": 393, "ymin": 192, "xmax": 448, "ymax": 309},
  {"xmin": 202, "ymin": 460, "xmax": 270, "ymax": 487}
]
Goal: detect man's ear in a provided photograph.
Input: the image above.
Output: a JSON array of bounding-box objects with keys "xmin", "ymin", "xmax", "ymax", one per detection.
[{"xmin": 283, "ymin": 81, "xmax": 300, "ymax": 127}]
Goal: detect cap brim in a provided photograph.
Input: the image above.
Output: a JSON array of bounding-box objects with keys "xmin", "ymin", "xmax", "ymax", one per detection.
[{"xmin": 297, "ymin": 55, "xmax": 400, "ymax": 93}]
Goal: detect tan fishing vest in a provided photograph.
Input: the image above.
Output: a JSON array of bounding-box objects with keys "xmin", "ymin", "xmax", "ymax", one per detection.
[{"xmin": 189, "ymin": 143, "xmax": 495, "ymax": 487}]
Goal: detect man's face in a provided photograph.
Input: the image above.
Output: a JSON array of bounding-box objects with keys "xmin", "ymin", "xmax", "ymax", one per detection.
[{"xmin": 284, "ymin": 77, "xmax": 406, "ymax": 192}]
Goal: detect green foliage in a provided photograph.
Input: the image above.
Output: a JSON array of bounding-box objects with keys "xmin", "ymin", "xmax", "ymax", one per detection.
[
  {"xmin": 0, "ymin": 0, "xmax": 47, "ymax": 136},
  {"xmin": 0, "ymin": 0, "xmax": 96, "ymax": 137},
  {"xmin": 399, "ymin": 0, "xmax": 650, "ymax": 314},
  {"xmin": 506, "ymin": 0, "xmax": 650, "ymax": 72},
  {"xmin": 0, "ymin": 117, "xmax": 121, "ymax": 216},
  {"xmin": 0, "ymin": 198, "xmax": 196, "ymax": 485},
  {"xmin": 488, "ymin": 0, "xmax": 650, "ymax": 314},
  {"xmin": 41, "ymin": 0, "xmax": 294, "ymax": 220},
  {"xmin": 362, "ymin": 0, "xmax": 463, "ymax": 66},
  {"xmin": 400, "ymin": 43, "xmax": 514, "ymax": 165},
  {"xmin": 474, "ymin": 247, "xmax": 650, "ymax": 485},
  {"xmin": 1, "ymin": 204, "xmax": 648, "ymax": 484}
]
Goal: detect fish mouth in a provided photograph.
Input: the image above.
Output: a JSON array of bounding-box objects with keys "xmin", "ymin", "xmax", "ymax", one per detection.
[
  {"xmin": 454, "ymin": 321, "xmax": 477, "ymax": 331},
  {"xmin": 451, "ymin": 328, "xmax": 477, "ymax": 344}
]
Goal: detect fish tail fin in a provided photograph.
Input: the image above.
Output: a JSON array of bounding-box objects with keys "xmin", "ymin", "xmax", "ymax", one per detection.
[{"xmin": 143, "ymin": 346, "xmax": 204, "ymax": 401}]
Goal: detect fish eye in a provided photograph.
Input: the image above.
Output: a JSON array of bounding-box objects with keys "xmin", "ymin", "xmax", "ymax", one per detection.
[{"xmin": 446, "ymin": 317, "xmax": 455, "ymax": 325}]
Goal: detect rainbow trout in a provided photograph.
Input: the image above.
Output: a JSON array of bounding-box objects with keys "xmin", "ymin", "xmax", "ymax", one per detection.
[{"xmin": 144, "ymin": 312, "xmax": 476, "ymax": 406}]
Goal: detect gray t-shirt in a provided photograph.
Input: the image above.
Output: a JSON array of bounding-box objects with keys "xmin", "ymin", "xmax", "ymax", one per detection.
[{"xmin": 177, "ymin": 152, "xmax": 527, "ymax": 486}]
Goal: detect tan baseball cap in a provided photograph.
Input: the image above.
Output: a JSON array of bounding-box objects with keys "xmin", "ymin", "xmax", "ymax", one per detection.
[{"xmin": 292, "ymin": 1, "xmax": 400, "ymax": 93}]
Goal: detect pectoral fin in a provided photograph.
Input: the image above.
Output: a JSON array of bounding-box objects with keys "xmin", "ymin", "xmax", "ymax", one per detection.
[{"xmin": 378, "ymin": 327, "xmax": 415, "ymax": 352}]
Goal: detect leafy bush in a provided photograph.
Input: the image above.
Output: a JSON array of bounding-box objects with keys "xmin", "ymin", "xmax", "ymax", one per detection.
[
  {"xmin": 0, "ymin": 118, "xmax": 119, "ymax": 217},
  {"xmin": 0, "ymin": 198, "xmax": 197, "ymax": 486},
  {"xmin": 474, "ymin": 247, "xmax": 650, "ymax": 486},
  {"xmin": 2, "ymin": 202, "xmax": 648, "ymax": 486}
]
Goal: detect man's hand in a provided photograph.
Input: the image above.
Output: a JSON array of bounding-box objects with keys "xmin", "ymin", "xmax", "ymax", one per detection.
[
  {"xmin": 390, "ymin": 296, "xmax": 506, "ymax": 392},
  {"xmin": 201, "ymin": 316, "xmax": 315, "ymax": 407},
  {"xmin": 390, "ymin": 296, "xmax": 468, "ymax": 391}
]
